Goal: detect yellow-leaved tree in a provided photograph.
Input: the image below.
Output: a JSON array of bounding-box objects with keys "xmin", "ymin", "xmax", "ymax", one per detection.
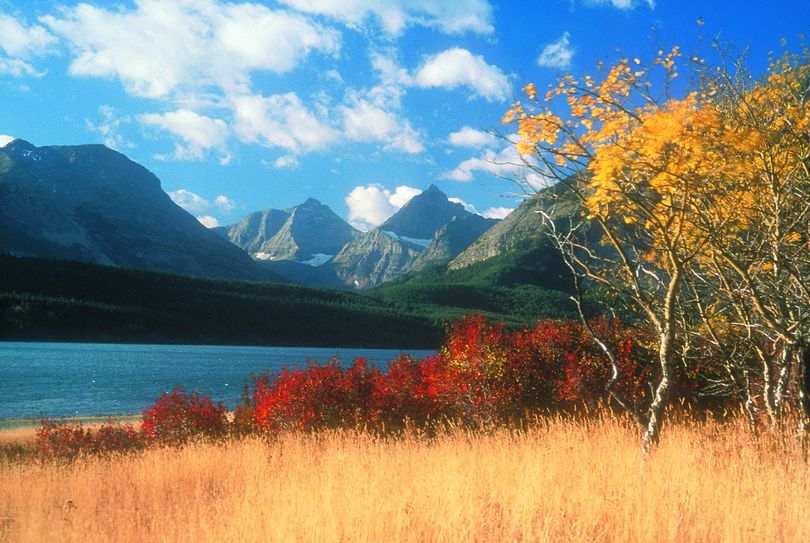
[{"xmin": 503, "ymin": 42, "xmax": 810, "ymax": 454}]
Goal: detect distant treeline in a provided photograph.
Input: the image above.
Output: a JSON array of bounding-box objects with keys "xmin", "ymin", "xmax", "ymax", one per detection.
[{"xmin": 0, "ymin": 255, "xmax": 575, "ymax": 348}]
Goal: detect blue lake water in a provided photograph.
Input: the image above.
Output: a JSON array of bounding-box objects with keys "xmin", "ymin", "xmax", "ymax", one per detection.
[{"xmin": 0, "ymin": 342, "xmax": 434, "ymax": 419}]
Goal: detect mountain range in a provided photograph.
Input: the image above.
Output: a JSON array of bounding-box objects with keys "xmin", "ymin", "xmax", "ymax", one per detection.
[
  {"xmin": 216, "ymin": 184, "xmax": 498, "ymax": 288},
  {"xmin": 0, "ymin": 140, "xmax": 274, "ymax": 281},
  {"xmin": 0, "ymin": 140, "xmax": 555, "ymax": 291}
]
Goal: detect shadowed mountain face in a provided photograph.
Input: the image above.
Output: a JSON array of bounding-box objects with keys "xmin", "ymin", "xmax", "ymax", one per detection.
[
  {"xmin": 449, "ymin": 184, "xmax": 581, "ymax": 270},
  {"xmin": 0, "ymin": 140, "xmax": 275, "ymax": 281},
  {"xmin": 378, "ymin": 184, "xmax": 471, "ymax": 239},
  {"xmin": 407, "ymin": 214, "xmax": 499, "ymax": 272}
]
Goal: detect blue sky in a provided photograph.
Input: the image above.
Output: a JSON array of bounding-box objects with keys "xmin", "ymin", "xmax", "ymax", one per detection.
[{"xmin": 1, "ymin": 0, "xmax": 807, "ymax": 230}]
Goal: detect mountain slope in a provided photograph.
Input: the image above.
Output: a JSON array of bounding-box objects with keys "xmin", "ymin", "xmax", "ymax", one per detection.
[
  {"xmin": 329, "ymin": 184, "xmax": 489, "ymax": 288},
  {"xmin": 218, "ymin": 198, "xmax": 359, "ymax": 263},
  {"xmin": 212, "ymin": 208, "xmax": 289, "ymax": 254},
  {"xmin": 407, "ymin": 214, "xmax": 499, "ymax": 272},
  {"xmin": 0, "ymin": 140, "xmax": 273, "ymax": 281},
  {"xmin": 330, "ymin": 229, "xmax": 423, "ymax": 289}
]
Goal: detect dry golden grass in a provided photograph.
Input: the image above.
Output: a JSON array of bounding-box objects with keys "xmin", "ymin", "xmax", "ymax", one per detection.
[{"xmin": 1, "ymin": 414, "xmax": 808, "ymax": 543}]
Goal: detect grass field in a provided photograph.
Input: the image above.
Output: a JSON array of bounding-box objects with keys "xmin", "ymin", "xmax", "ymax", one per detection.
[{"xmin": 1, "ymin": 414, "xmax": 809, "ymax": 542}]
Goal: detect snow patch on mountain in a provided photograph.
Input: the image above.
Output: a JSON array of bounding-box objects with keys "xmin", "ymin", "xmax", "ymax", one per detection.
[{"xmin": 381, "ymin": 230, "xmax": 432, "ymax": 248}]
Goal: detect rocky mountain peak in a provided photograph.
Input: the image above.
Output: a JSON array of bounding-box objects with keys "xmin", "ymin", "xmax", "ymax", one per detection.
[{"xmin": 378, "ymin": 184, "xmax": 470, "ymax": 240}]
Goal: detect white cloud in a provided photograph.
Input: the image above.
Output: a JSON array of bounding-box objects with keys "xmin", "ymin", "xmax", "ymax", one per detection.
[
  {"xmin": 274, "ymin": 155, "xmax": 300, "ymax": 169},
  {"xmin": 448, "ymin": 126, "xmax": 496, "ymax": 148},
  {"xmin": 442, "ymin": 140, "xmax": 550, "ymax": 190},
  {"xmin": 168, "ymin": 189, "xmax": 238, "ymax": 219},
  {"xmin": 388, "ymin": 185, "xmax": 422, "ymax": 208},
  {"xmin": 214, "ymin": 195, "xmax": 236, "ymax": 214},
  {"xmin": 482, "ymin": 207, "xmax": 514, "ymax": 219},
  {"xmin": 0, "ymin": 13, "xmax": 56, "ymax": 58},
  {"xmin": 345, "ymin": 184, "xmax": 422, "ymax": 231},
  {"xmin": 41, "ymin": 1, "xmax": 340, "ymax": 99},
  {"xmin": 0, "ymin": 57, "xmax": 45, "ymax": 78},
  {"xmin": 584, "ymin": 0, "xmax": 655, "ymax": 9},
  {"xmin": 414, "ymin": 48, "xmax": 510, "ymax": 102},
  {"xmin": 448, "ymin": 197, "xmax": 479, "ymax": 215},
  {"xmin": 139, "ymin": 109, "xmax": 229, "ymax": 161},
  {"xmin": 85, "ymin": 105, "xmax": 133, "ymax": 151},
  {"xmin": 447, "ymin": 197, "xmax": 514, "ymax": 219},
  {"xmin": 340, "ymin": 90, "xmax": 424, "ymax": 154},
  {"xmin": 0, "ymin": 135, "xmax": 15, "ymax": 147},
  {"xmin": 168, "ymin": 189, "xmax": 212, "ymax": 214},
  {"xmin": 537, "ymin": 32, "xmax": 574, "ymax": 69},
  {"xmin": 197, "ymin": 215, "xmax": 220, "ymax": 228},
  {"xmin": 370, "ymin": 49, "xmax": 413, "ymax": 86},
  {"xmin": 277, "ymin": 0, "xmax": 493, "ymax": 36},
  {"xmin": 232, "ymin": 92, "xmax": 339, "ymax": 153}
]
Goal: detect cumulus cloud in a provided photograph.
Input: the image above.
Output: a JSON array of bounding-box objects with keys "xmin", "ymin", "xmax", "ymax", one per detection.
[
  {"xmin": 0, "ymin": 12, "xmax": 56, "ymax": 78},
  {"xmin": 168, "ymin": 188, "xmax": 212, "ymax": 214},
  {"xmin": 340, "ymin": 95, "xmax": 423, "ymax": 154},
  {"xmin": 482, "ymin": 206, "xmax": 514, "ymax": 219},
  {"xmin": 41, "ymin": 1, "xmax": 340, "ymax": 99},
  {"xmin": 276, "ymin": 0, "xmax": 494, "ymax": 36},
  {"xmin": 537, "ymin": 32, "xmax": 574, "ymax": 69},
  {"xmin": 168, "ymin": 188, "xmax": 237, "ymax": 216},
  {"xmin": 139, "ymin": 109, "xmax": 229, "ymax": 161},
  {"xmin": 345, "ymin": 184, "xmax": 422, "ymax": 231},
  {"xmin": 273, "ymin": 155, "xmax": 300, "ymax": 169},
  {"xmin": 414, "ymin": 48, "xmax": 510, "ymax": 102},
  {"xmin": 0, "ymin": 135, "xmax": 16, "ymax": 147},
  {"xmin": 0, "ymin": 13, "xmax": 56, "ymax": 58},
  {"xmin": 448, "ymin": 126, "xmax": 496, "ymax": 148},
  {"xmin": 196, "ymin": 215, "xmax": 220, "ymax": 228},
  {"xmin": 214, "ymin": 195, "xmax": 236, "ymax": 214},
  {"xmin": 232, "ymin": 92, "xmax": 339, "ymax": 153},
  {"xmin": 370, "ymin": 49, "xmax": 413, "ymax": 87}
]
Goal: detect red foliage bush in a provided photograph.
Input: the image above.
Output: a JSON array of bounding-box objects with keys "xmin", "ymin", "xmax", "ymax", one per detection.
[
  {"xmin": 141, "ymin": 386, "xmax": 227, "ymax": 444},
  {"xmin": 236, "ymin": 315, "xmax": 658, "ymax": 434},
  {"xmin": 248, "ymin": 358, "xmax": 378, "ymax": 432},
  {"xmin": 370, "ymin": 354, "xmax": 457, "ymax": 429},
  {"xmin": 35, "ymin": 419, "xmax": 144, "ymax": 460}
]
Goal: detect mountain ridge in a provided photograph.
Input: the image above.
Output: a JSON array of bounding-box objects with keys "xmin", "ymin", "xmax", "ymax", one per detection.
[{"xmin": 0, "ymin": 140, "xmax": 275, "ymax": 281}]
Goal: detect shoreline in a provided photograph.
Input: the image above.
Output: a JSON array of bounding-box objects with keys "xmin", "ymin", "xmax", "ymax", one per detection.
[{"xmin": 0, "ymin": 414, "xmax": 141, "ymax": 430}]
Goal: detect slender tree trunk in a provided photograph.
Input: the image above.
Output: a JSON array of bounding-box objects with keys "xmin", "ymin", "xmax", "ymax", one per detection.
[
  {"xmin": 774, "ymin": 345, "xmax": 793, "ymax": 418},
  {"xmin": 641, "ymin": 330, "xmax": 674, "ymax": 458},
  {"xmin": 742, "ymin": 369, "xmax": 760, "ymax": 434},
  {"xmin": 797, "ymin": 346, "xmax": 810, "ymax": 444},
  {"xmin": 760, "ymin": 348, "xmax": 778, "ymax": 428},
  {"xmin": 641, "ymin": 268, "xmax": 681, "ymax": 458}
]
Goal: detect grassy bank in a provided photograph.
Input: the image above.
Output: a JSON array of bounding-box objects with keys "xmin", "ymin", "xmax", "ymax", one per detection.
[{"xmin": 1, "ymin": 414, "xmax": 808, "ymax": 542}]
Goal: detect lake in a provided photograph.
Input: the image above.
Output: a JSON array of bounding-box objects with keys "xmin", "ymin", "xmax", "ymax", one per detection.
[{"xmin": 0, "ymin": 342, "xmax": 435, "ymax": 420}]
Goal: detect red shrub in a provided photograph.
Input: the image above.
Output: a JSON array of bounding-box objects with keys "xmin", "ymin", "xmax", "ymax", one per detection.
[
  {"xmin": 35, "ymin": 419, "xmax": 145, "ymax": 460},
  {"xmin": 141, "ymin": 386, "xmax": 227, "ymax": 444},
  {"xmin": 36, "ymin": 420, "xmax": 94, "ymax": 460},
  {"xmin": 370, "ymin": 354, "xmax": 457, "ymax": 429},
  {"xmin": 439, "ymin": 314, "xmax": 655, "ymax": 419},
  {"xmin": 248, "ymin": 358, "xmax": 376, "ymax": 432}
]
